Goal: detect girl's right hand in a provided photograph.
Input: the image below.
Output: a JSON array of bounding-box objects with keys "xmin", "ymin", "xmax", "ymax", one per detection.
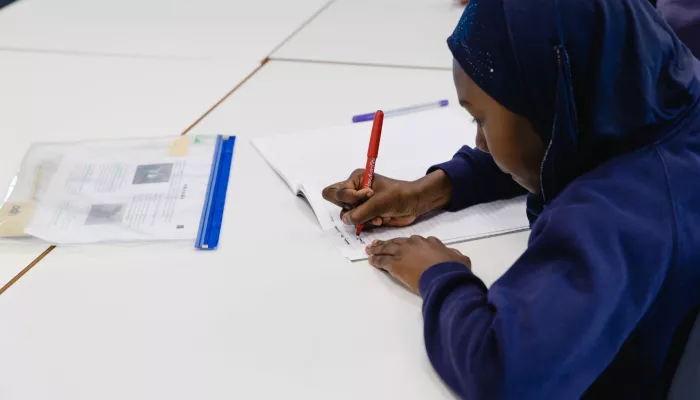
[{"xmin": 321, "ymin": 169, "xmax": 452, "ymax": 229}]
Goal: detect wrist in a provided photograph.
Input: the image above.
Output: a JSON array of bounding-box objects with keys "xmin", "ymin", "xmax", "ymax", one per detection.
[{"xmin": 412, "ymin": 170, "xmax": 452, "ymax": 216}]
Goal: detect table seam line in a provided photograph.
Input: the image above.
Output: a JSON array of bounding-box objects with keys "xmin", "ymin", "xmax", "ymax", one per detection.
[
  {"xmin": 0, "ymin": 245, "xmax": 55, "ymax": 296},
  {"xmin": 267, "ymin": 0, "xmax": 339, "ymax": 57},
  {"xmin": 180, "ymin": 58, "xmax": 270, "ymax": 136},
  {"xmin": 269, "ymin": 56, "xmax": 452, "ymax": 71}
]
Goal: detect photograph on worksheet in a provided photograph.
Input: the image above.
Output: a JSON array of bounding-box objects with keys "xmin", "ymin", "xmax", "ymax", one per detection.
[
  {"xmin": 132, "ymin": 163, "xmax": 175, "ymax": 185},
  {"xmin": 0, "ymin": 135, "xmax": 235, "ymax": 249}
]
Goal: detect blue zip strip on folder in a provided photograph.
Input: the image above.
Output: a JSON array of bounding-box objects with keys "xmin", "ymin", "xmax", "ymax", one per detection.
[{"xmin": 196, "ymin": 135, "xmax": 236, "ymax": 250}]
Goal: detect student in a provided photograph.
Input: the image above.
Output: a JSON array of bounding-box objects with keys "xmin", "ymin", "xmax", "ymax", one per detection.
[{"xmin": 322, "ymin": 0, "xmax": 700, "ymax": 398}]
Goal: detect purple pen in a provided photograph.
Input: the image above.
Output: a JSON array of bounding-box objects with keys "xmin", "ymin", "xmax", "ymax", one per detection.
[{"xmin": 352, "ymin": 99, "xmax": 449, "ymax": 123}]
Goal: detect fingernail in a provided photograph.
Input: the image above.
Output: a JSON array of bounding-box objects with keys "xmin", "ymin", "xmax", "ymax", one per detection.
[
  {"xmin": 342, "ymin": 214, "xmax": 350, "ymax": 224},
  {"xmin": 366, "ymin": 191, "xmax": 374, "ymax": 198}
]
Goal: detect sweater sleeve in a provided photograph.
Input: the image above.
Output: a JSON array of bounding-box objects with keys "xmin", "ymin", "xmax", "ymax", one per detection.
[
  {"xmin": 428, "ymin": 146, "xmax": 526, "ymax": 212},
  {"xmin": 656, "ymin": 0, "xmax": 700, "ymax": 57},
  {"xmin": 419, "ymin": 193, "xmax": 674, "ymax": 398}
]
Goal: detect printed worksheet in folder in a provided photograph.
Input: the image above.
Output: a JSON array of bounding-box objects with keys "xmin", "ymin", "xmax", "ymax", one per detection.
[
  {"xmin": 252, "ymin": 108, "xmax": 529, "ymax": 260},
  {"xmin": 0, "ymin": 135, "xmax": 235, "ymax": 249}
]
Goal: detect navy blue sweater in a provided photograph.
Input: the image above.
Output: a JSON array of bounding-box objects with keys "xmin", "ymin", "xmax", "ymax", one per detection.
[{"xmin": 422, "ymin": 110, "xmax": 700, "ymax": 398}]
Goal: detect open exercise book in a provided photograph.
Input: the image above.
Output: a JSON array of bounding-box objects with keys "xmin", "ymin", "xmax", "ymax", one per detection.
[{"xmin": 252, "ymin": 108, "xmax": 528, "ymax": 260}]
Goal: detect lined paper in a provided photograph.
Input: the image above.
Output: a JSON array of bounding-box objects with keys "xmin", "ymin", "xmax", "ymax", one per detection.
[{"xmin": 253, "ymin": 108, "xmax": 529, "ymax": 260}]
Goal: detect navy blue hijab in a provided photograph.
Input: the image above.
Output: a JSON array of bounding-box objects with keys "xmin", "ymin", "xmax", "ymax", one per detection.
[{"xmin": 448, "ymin": 0, "xmax": 700, "ymax": 202}]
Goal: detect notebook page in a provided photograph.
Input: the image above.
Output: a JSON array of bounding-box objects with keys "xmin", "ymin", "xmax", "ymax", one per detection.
[
  {"xmin": 252, "ymin": 108, "xmax": 529, "ymax": 259},
  {"xmin": 253, "ymin": 108, "xmax": 476, "ymax": 227},
  {"xmin": 253, "ymin": 109, "xmax": 474, "ymax": 183},
  {"xmin": 322, "ymin": 193, "xmax": 528, "ymax": 260},
  {"xmin": 250, "ymin": 139, "xmax": 300, "ymax": 194}
]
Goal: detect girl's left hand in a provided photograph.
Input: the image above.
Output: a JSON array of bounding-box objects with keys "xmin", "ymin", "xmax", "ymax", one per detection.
[{"xmin": 366, "ymin": 236, "xmax": 471, "ymax": 295}]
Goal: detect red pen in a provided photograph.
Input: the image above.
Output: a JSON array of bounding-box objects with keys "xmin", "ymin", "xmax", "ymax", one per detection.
[{"xmin": 356, "ymin": 110, "xmax": 384, "ymax": 236}]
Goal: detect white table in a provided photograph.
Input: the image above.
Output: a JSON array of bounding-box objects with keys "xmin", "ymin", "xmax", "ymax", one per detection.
[
  {"xmin": 273, "ymin": 0, "xmax": 464, "ymax": 69},
  {"xmin": 0, "ymin": 0, "xmax": 330, "ymax": 62},
  {"xmin": 0, "ymin": 51, "xmax": 255, "ymax": 195},
  {"xmin": 0, "ymin": 51, "xmax": 255, "ymax": 288},
  {"xmin": 192, "ymin": 59, "xmax": 459, "ymax": 136},
  {"xmin": 0, "ymin": 61, "xmax": 528, "ymax": 399}
]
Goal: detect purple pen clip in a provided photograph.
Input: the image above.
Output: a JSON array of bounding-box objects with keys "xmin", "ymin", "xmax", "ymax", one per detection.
[{"xmin": 352, "ymin": 113, "xmax": 376, "ymax": 123}]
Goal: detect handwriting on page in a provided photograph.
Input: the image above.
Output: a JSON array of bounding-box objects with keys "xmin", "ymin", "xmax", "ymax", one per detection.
[{"xmin": 324, "ymin": 196, "xmax": 529, "ymax": 261}]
